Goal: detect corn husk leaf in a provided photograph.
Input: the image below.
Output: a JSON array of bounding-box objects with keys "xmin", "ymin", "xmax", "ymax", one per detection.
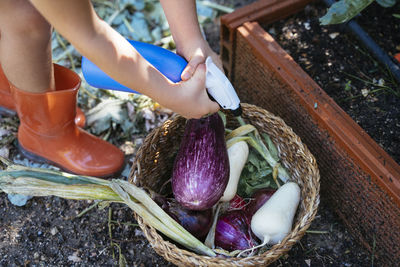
[
  {"xmin": 226, "ymin": 124, "xmax": 256, "ymax": 140},
  {"xmin": 0, "ymin": 158, "xmax": 216, "ymax": 257}
]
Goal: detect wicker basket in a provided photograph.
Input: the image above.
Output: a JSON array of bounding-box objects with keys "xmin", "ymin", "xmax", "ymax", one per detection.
[{"xmin": 129, "ymin": 103, "xmax": 320, "ymax": 267}]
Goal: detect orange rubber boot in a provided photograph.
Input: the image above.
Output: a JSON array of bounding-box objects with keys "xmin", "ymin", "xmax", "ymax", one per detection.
[
  {"xmin": 0, "ymin": 64, "xmax": 15, "ymax": 111},
  {"xmin": 10, "ymin": 64, "xmax": 125, "ymax": 177},
  {"xmin": 0, "ymin": 64, "xmax": 86, "ymax": 127}
]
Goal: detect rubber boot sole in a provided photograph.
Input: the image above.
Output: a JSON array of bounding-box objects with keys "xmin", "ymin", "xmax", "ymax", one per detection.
[{"xmin": 18, "ymin": 141, "xmax": 125, "ymax": 178}]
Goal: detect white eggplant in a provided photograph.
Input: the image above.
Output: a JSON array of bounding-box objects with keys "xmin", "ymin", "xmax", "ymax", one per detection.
[
  {"xmin": 250, "ymin": 182, "xmax": 300, "ymax": 245},
  {"xmin": 220, "ymin": 141, "xmax": 249, "ymax": 202}
]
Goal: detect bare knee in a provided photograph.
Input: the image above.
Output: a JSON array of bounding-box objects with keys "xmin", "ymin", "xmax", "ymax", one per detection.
[{"xmin": 0, "ymin": 0, "xmax": 51, "ymax": 43}]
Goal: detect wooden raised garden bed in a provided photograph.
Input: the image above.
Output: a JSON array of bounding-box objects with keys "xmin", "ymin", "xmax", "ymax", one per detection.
[{"xmin": 220, "ymin": 0, "xmax": 400, "ymax": 265}]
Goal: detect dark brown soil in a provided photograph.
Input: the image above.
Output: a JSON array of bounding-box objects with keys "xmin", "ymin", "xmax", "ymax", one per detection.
[
  {"xmin": 357, "ymin": 1, "xmax": 400, "ymax": 60},
  {"xmin": 1, "ymin": 0, "xmax": 390, "ymax": 266},
  {"xmin": 263, "ymin": 0, "xmax": 400, "ymax": 165},
  {"xmin": 1, "ymin": 195, "xmax": 173, "ymax": 267}
]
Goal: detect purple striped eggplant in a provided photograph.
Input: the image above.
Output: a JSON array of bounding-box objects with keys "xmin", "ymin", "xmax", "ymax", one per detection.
[{"xmin": 172, "ymin": 113, "xmax": 229, "ymax": 210}]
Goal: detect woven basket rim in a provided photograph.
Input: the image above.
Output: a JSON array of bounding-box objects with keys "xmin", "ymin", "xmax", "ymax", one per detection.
[{"xmin": 129, "ymin": 103, "xmax": 320, "ymax": 267}]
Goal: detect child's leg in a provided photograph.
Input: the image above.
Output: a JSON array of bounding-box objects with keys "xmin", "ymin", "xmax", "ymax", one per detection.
[
  {"xmin": 0, "ymin": 0, "xmax": 124, "ymax": 177},
  {"xmin": 0, "ymin": 0, "xmax": 55, "ymax": 93}
]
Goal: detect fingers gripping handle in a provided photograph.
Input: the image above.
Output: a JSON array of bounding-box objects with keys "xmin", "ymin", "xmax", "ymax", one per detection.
[{"xmin": 81, "ymin": 39, "xmax": 241, "ymax": 115}]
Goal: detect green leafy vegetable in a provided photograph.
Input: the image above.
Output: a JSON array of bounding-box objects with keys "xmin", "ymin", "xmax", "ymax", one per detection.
[{"xmin": 236, "ymin": 148, "xmax": 278, "ymax": 198}]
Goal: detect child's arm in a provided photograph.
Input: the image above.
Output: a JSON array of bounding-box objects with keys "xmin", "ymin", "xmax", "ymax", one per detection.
[
  {"xmin": 30, "ymin": 0, "xmax": 219, "ymax": 118},
  {"xmin": 160, "ymin": 0, "xmax": 223, "ymax": 81}
]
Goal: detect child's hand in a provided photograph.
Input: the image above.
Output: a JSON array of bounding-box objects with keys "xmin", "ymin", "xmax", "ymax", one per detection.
[
  {"xmin": 178, "ymin": 39, "xmax": 223, "ymax": 81},
  {"xmin": 167, "ymin": 63, "xmax": 219, "ymax": 119},
  {"xmin": 159, "ymin": 0, "xmax": 223, "ymax": 79}
]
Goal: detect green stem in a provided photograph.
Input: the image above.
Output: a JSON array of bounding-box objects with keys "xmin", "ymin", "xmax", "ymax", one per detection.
[
  {"xmin": 204, "ymin": 204, "xmax": 221, "ymax": 249},
  {"xmin": 77, "ymin": 200, "xmax": 102, "ymax": 218},
  {"xmin": 108, "ymin": 207, "xmax": 116, "ymax": 259},
  {"xmin": 306, "ymin": 230, "xmax": 329, "ymax": 234}
]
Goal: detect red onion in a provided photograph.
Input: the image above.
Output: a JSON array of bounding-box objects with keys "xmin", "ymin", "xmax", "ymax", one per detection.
[
  {"xmin": 215, "ymin": 210, "xmax": 257, "ymax": 251},
  {"xmin": 246, "ymin": 188, "xmax": 276, "ymax": 217},
  {"xmin": 153, "ymin": 195, "xmax": 213, "ymax": 240},
  {"xmin": 227, "ymin": 194, "xmax": 247, "ymax": 211}
]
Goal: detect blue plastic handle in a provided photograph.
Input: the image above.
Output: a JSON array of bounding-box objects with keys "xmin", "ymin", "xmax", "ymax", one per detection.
[{"xmin": 81, "ymin": 40, "xmax": 188, "ymax": 93}]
